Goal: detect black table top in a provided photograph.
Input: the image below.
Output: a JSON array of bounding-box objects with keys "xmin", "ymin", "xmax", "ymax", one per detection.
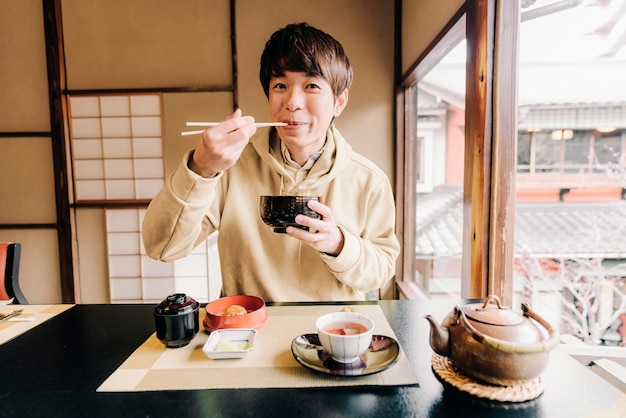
[{"xmin": 0, "ymin": 299, "xmax": 622, "ymax": 418}]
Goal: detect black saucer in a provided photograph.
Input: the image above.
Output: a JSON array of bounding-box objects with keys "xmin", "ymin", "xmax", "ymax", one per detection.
[{"xmin": 291, "ymin": 333, "xmax": 400, "ymax": 376}]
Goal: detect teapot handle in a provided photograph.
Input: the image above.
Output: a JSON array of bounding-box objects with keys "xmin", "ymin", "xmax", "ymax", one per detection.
[
  {"xmin": 457, "ymin": 303, "xmax": 560, "ymax": 354},
  {"xmin": 477, "ymin": 294, "xmax": 505, "ymax": 310}
]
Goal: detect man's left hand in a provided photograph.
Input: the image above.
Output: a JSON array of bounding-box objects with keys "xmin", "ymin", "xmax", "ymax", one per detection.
[{"xmin": 286, "ymin": 199, "xmax": 344, "ymax": 256}]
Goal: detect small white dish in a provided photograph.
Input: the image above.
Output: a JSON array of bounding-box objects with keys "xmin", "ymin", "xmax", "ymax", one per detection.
[{"xmin": 203, "ymin": 328, "xmax": 257, "ymax": 359}]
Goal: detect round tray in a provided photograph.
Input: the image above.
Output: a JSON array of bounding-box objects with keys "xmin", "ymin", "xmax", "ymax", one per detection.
[{"xmin": 431, "ymin": 353, "xmax": 545, "ymax": 402}]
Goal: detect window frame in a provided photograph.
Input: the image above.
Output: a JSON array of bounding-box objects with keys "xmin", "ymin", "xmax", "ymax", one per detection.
[{"xmin": 395, "ymin": 0, "xmax": 520, "ymax": 305}]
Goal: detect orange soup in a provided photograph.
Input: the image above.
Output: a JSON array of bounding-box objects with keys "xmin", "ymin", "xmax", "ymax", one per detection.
[{"xmin": 324, "ymin": 322, "xmax": 369, "ymax": 335}]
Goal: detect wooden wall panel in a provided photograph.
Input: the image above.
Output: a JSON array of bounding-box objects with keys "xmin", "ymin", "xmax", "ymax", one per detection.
[
  {"xmin": 75, "ymin": 208, "xmax": 109, "ymax": 303},
  {"xmin": 0, "ymin": 0, "xmax": 50, "ymax": 131},
  {"xmin": 61, "ymin": 0, "xmax": 232, "ymax": 89},
  {"xmin": 0, "ymin": 137, "xmax": 57, "ymax": 223}
]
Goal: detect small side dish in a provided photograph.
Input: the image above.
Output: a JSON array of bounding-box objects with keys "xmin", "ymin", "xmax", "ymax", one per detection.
[{"xmin": 203, "ymin": 328, "xmax": 257, "ymax": 359}]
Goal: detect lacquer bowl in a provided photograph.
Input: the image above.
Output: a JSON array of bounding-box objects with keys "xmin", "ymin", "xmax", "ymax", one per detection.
[
  {"xmin": 260, "ymin": 196, "xmax": 321, "ymax": 233},
  {"xmin": 154, "ymin": 293, "xmax": 200, "ymax": 348},
  {"xmin": 204, "ymin": 295, "xmax": 268, "ymax": 332}
]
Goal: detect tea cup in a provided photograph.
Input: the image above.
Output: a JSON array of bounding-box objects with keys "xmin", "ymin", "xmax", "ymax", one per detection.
[{"xmin": 316, "ymin": 311, "xmax": 374, "ymax": 363}]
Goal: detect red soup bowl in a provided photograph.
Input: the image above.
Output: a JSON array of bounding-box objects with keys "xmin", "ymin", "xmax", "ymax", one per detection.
[{"xmin": 204, "ymin": 295, "xmax": 268, "ymax": 332}]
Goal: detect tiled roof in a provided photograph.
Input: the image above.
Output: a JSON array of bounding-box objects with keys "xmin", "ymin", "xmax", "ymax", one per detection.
[
  {"xmin": 415, "ymin": 186, "xmax": 626, "ymax": 259},
  {"xmin": 416, "ymin": 185, "xmax": 463, "ymax": 257}
]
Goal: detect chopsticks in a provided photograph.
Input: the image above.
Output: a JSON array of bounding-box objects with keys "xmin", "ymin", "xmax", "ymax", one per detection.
[
  {"xmin": 0, "ymin": 309, "xmax": 23, "ymax": 322},
  {"xmin": 182, "ymin": 121, "xmax": 288, "ymax": 136}
]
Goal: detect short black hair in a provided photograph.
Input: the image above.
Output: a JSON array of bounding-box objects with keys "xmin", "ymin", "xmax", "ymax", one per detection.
[{"xmin": 259, "ymin": 22, "xmax": 353, "ymax": 99}]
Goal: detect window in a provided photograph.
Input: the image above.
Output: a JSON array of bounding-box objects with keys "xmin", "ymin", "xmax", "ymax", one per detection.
[
  {"xmin": 397, "ymin": 14, "xmax": 467, "ymax": 299},
  {"xmin": 69, "ymin": 94, "xmax": 165, "ymax": 202},
  {"xmin": 398, "ymin": 1, "xmax": 626, "ymax": 331},
  {"xmin": 105, "ymin": 208, "xmax": 218, "ymax": 304},
  {"xmin": 514, "ymin": 0, "xmax": 626, "ymax": 344},
  {"xmin": 397, "ymin": 1, "xmax": 521, "ymax": 302}
]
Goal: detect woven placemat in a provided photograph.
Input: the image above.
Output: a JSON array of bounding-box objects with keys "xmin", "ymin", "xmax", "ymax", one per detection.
[
  {"xmin": 431, "ymin": 353, "xmax": 544, "ymax": 402},
  {"xmin": 97, "ymin": 305, "xmax": 419, "ymax": 392},
  {"xmin": 0, "ymin": 304, "xmax": 74, "ymax": 345}
]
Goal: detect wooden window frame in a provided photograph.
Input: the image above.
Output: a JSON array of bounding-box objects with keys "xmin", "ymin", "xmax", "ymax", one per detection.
[{"xmin": 395, "ymin": 0, "xmax": 519, "ymax": 305}]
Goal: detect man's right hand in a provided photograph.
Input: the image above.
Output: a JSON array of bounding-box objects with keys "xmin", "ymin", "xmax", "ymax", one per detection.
[{"xmin": 188, "ymin": 109, "xmax": 257, "ymax": 178}]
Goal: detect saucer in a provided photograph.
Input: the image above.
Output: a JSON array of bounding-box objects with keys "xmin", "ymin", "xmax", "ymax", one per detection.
[{"xmin": 291, "ymin": 333, "xmax": 400, "ymax": 376}]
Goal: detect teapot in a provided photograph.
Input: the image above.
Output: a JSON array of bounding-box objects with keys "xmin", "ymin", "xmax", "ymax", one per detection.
[{"xmin": 425, "ymin": 295, "xmax": 559, "ymax": 386}]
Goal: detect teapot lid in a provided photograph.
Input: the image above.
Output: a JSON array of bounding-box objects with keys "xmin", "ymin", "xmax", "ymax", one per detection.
[
  {"xmin": 460, "ymin": 296, "xmax": 524, "ymax": 326},
  {"xmin": 154, "ymin": 293, "xmax": 198, "ymax": 316}
]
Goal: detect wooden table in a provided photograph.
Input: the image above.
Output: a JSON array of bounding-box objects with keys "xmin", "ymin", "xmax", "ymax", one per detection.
[{"xmin": 0, "ymin": 299, "xmax": 623, "ymax": 417}]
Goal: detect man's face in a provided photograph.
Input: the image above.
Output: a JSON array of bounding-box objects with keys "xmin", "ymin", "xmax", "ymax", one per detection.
[{"xmin": 268, "ymin": 71, "xmax": 348, "ymax": 158}]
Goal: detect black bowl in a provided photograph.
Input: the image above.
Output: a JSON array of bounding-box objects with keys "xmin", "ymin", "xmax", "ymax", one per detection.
[
  {"xmin": 260, "ymin": 196, "xmax": 322, "ymax": 233},
  {"xmin": 154, "ymin": 293, "xmax": 200, "ymax": 348}
]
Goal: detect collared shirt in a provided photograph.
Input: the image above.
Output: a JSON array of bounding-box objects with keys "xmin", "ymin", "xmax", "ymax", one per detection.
[{"xmin": 280, "ymin": 140, "xmax": 325, "ymax": 183}]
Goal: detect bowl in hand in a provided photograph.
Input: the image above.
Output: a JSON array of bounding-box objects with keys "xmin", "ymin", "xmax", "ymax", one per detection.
[{"xmin": 260, "ymin": 196, "xmax": 321, "ymax": 233}]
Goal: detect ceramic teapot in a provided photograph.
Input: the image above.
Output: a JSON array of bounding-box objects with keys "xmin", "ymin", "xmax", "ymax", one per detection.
[{"xmin": 425, "ymin": 295, "xmax": 559, "ymax": 386}]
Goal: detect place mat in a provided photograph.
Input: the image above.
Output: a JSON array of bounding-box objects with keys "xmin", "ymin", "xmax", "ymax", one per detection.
[
  {"xmin": 97, "ymin": 304, "xmax": 419, "ymax": 392},
  {"xmin": 0, "ymin": 304, "xmax": 74, "ymax": 345}
]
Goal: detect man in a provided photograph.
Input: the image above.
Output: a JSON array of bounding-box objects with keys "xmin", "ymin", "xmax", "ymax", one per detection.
[{"xmin": 143, "ymin": 23, "xmax": 400, "ymax": 301}]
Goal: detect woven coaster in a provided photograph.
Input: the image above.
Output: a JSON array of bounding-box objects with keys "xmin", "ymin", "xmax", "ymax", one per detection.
[{"xmin": 431, "ymin": 353, "xmax": 544, "ymax": 402}]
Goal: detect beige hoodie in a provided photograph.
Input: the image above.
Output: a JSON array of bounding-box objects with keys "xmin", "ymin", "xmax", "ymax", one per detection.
[{"xmin": 142, "ymin": 125, "xmax": 400, "ymax": 302}]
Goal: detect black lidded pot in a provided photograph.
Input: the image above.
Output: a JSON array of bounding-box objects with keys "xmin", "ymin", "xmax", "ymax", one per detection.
[{"xmin": 154, "ymin": 293, "xmax": 200, "ymax": 348}]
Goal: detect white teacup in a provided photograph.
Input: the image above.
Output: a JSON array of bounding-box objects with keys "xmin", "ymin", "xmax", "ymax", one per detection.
[{"xmin": 316, "ymin": 311, "xmax": 374, "ymax": 363}]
